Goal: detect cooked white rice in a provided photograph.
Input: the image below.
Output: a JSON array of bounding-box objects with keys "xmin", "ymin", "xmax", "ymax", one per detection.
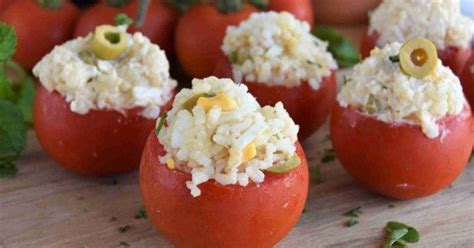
[
  {"xmin": 338, "ymin": 42, "xmax": 464, "ymax": 139},
  {"xmin": 158, "ymin": 77, "xmax": 299, "ymax": 197},
  {"xmin": 33, "ymin": 31, "xmax": 177, "ymax": 119},
  {"xmin": 369, "ymin": 0, "xmax": 474, "ymax": 50},
  {"xmin": 222, "ymin": 11, "xmax": 337, "ymax": 90}
]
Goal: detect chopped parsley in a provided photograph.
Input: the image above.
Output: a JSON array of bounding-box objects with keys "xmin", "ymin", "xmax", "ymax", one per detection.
[
  {"xmin": 155, "ymin": 112, "xmax": 168, "ymax": 135},
  {"xmin": 110, "ymin": 216, "xmax": 117, "ymax": 222},
  {"xmin": 321, "ymin": 148, "xmax": 336, "ymax": 163},
  {"xmin": 344, "ymin": 206, "xmax": 362, "ymax": 227},
  {"xmin": 118, "ymin": 224, "xmax": 131, "ymax": 233},
  {"xmin": 119, "ymin": 241, "xmax": 130, "ymax": 247},
  {"xmin": 384, "ymin": 221, "xmax": 420, "ymax": 248},
  {"xmin": 135, "ymin": 206, "xmax": 147, "ymax": 219},
  {"xmin": 309, "ymin": 166, "xmax": 323, "ymax": 184},
  {"xmin": 115, "ymin": 13, "xmax": 134, "ymax": 26},
  {"xmin": 343, "ymin": 75, "xmax": 351, "ymax": 86},
  {"xmin": 389, "ymin": 55, "xmax": 400, "ymax": 63}
]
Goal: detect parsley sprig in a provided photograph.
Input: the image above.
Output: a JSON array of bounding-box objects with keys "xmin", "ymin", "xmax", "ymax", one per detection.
[{"xmin": 384, "ymin": 221, "xmax": 420, "ymax": 248}]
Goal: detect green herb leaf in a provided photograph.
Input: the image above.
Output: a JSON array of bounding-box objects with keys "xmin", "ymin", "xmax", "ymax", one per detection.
[
  {"xmin": 386, "ymin": 222, "xmax": 420, "ymax": 243},
  {"xmin": 312, "ymin": 26, "xmax": 360, "ymax": 68},
  {"xmin": 182, "ymin": 92, "xmax": 215, "ymax": 111},
  {"xmin": 384, "ymin": 228, "xmax": 409, "ymax": 248},
  {"xmin": 119, "ymin": 241, "xmax": 130, "ymax": 247},
  {"xmin": 389, "ymin": 55, "xmax": 400, "ymax": 63},
  {"xmin": 118, "ymin": 224, "xmax": 131, "ymax": 233},
  {"xmin": 14, "ymin": 77, "xmax": 35, "ymax": 125},
  {"xmin": 0, "ymin": 100, "xmax": 26, "ymax": 178},
  {"xmin": 343, "ymin": 75, "xmax": 351, "ymax": 86},
  {"xmin": 0, "ymin": 22, "xmax": 16, "ymax": 62},
  {"xmin": 135, "ymin": 206, "xmax": 147, "ymax": 219},
  {"xmin": 115, "ymin": 13, "xmax": 134, "ymax": 26},
  {"xmin": 343, "ymin": 206, "xmax": 362, "ymax": 218},
  {"xmin": 155, "ymin": 112, "xmax": 168, "ymax": 135},
  {"xmin": 309, "ymin": 166, "xmax": 322, "ymax": 184},
  {"xmin": 347, "ymin": 217, "xmax": 358, "ymax": 227},
  {"xmin": 321, "ymin": 148, "xmax": 336, "ymax": 163}
]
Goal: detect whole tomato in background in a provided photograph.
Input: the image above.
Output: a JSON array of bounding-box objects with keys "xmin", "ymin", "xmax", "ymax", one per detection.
[
  {"xmin": 313, "ymin": 0, "xmax": 381, "ymax": 25},
  {"xmin": 0, "ymin": 0, "xmax": 80, "ymax": 70},
  {"xmin": 461, "ymin": 55, "xmax": 474, "ymax": 106},
  {"xmin": 140, "ymin": 133, "xmax": 308, "ymax": 247},
  {"xmin": 268, "ymin": 0, "xmax": 314, "ymax": 26},
  {"xmin": 74, "ymin": 0, "xmax": 178, "ymax": 55},
  {"xmin": 360, "ymin": 32, "xmax": 472, "ymax": 76},
  {"xmin": 175, "ymin": 1, "xmax": 257, "ymax": 78},
  {"xmin": 0, "ymin": 0, "xmax": 15, "ymax": 10}
]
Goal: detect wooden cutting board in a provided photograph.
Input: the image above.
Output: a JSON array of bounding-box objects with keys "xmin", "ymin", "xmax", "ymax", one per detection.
[{"xmin": 1, "ymin": 122, "xmax": 473, "ymax": 248}]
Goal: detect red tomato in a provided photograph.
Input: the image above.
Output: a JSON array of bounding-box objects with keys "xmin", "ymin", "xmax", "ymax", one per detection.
[
  {"xmin": 313, "ymin": 0, "xmax": 381, "ymax": 25},
  {"xmin": 33, "ymin": 86, "xmax": 174, "ymax": 175},
  {"xmin": 0, "ymin": 0, "xmax": 79, "ymax": 70},
  {"xmin": 140, "ymin": 133, "xmax": 308, "ymax": 248},
  {"xmin": 0, "ymin": 0, "xmax": 15, "ymax": 10},
  {"xmin": 214, "ymin": 58, "xmax": 336, "ymax": 140},
  {"xmin": 268, "ymin": 0, "xmax": 314, "ymax": 27},
  {"xmin": 175, "ymin": 4, "xmax": 257, "ymax": 78},
  {"xmin": 74, "ymin": 0, "xmax": 178, "ymax": 55},
  {"xmin": 360, "ymin": 31, "xmax": 472, "ymax": 75},
  {"xmin": 461, "ymin": 55, "xmax": 474, "ymax": 107},
  {"xmin": 330, "ymin": 104, "xmax": 474, "ymax": 199}
]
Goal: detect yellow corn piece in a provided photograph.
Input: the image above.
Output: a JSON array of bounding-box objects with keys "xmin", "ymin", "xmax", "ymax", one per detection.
[
  {"xmin": 166, "ymin": 158, "xmax": 175, "ymax": 170},
  {"xmin": 242, "ymin": 143, "xmax": 257, "ymax": 164},
  {"xmin": 197, "ymin": 93, "xmax": 237, "ymax": 112}
]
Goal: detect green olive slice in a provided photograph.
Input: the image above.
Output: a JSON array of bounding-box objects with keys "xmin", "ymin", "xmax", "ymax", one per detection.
[{"xmin": 266, "ymin": 154, "xmax": 301, "ymax": 174}]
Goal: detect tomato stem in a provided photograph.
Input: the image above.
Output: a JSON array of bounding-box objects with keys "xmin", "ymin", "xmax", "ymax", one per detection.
[
  {"xmin": 217, "ymin": 0, "xmax": 243, "ymax": 13},
  {"xmin": 37, "ymin": 0, "xmax": 62, "ymax": 9},
  {"xmin": 106, "ymin": 0, "xmax": 131, "ymax": 8},
  {"xmin": 135, "ymin": 0, "xmax": 151, "ymax": 28}
]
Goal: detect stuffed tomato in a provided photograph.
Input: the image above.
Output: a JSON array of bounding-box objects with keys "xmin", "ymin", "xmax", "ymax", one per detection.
[
  {"xmin": 332, "ymin": 40, "xmax": 474, "ymax": 200},
  {"xmin": 461, "ymin": 55, "xmax": 474, "ymax": 107},
  {"xmin": 33, "ymin": 24, "xmax": 177, "ymax": 175},
  {"xmin": 360, "ymin": 0, "xmax": 473, "ymax": 75},
  {"xmin": 140, "ymin": 77, "xmax": 308, "ymax": 248},
  {"xmin": 217, "ymin": 12, "xmax": 338, "ymax": 140}
]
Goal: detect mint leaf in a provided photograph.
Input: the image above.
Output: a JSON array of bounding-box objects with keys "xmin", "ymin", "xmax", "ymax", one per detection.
[
  {"xmin": 0, "ymin": 100, "xmax": 26, "ymax": 177},
  {"xmin": 0, "ymin": 22, "xmax": 16, "ymax": 62},
  {"xmin": 312, "ymin": 26, "xmax": 360, "ymax": 68},
  {"xmin": 14, "ymin": 77, "xmax": 35, "ymax": 125}
]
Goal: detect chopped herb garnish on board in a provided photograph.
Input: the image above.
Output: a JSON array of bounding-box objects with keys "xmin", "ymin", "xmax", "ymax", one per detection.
[
  {"xmin": 389, "ymin": 55, "xmax": 400, "ymax": 63},
  {"xmin": 119, "ymin": 241, "xmax": 130, "ymax": 247},
  {"xmin": 118, "ymin": 225, "xmax": 131, "ymax": 233},
  {"xmin": 388, "ymin": 204, "xmax": 395, "ymax": 208},
  {"xmin": 321, "ymin": 148, "xmax": 336, "ymax": 163},
  {"xmin": 384, "ymin": 221, "xmax": 420, "ymax": 248},
  {"xmin": 135, "ymin": 206, "xmax": 147, "ymax": 219},
  {"xmin": 155, "ymin": 112, "xmax": 168, "ymax": 135},
  {"xmin": 309, "ymin": 166, "xmax": 323, "ymax": 184},
  {"xmin": 344, "ymin": 206, "xmax": 362, "ymax": 227},
  {"xmin": 110, "ymin": 216, "xmax": 117, "ymax": 222}
]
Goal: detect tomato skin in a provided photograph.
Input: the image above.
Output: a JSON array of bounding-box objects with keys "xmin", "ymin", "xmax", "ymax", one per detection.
[
  {"xmin": 268, "ymin": 0, "xmax": 314, "ymax": 27},
  {"xmin": 0, "ymin": 0, "xmax": 80, "ymax": 70},
  {"xmin": 330, "ymin": 104, "xmax": 474, "ymax": 199},
  {"xmin": 0, "ymin": 0, "xmax": 15, "ymax": 10},
  {"xmin": 461, "ymin": 55, "xmax": 474, "ymax": 107},
  {"xmin": 214, "ymin": 58, "xmax": 336, "ymax": 140},
  {"xmin": 73, "ymin": 0, "xmax": 178, "ymax": 55},
  {"xmin": 360, "ymin": 31, "xmax": 472, "ymax": 75},
  {"xmin": 140, "ymin": 133, "xmax": 309, "ymax": 248},
  {"xmin": 33, "ymin": 86, "xmax": 174, "ymax": 175},
  {"xmin": 175, "ymin": 4, "xmax": 257, "ymax": 78}
]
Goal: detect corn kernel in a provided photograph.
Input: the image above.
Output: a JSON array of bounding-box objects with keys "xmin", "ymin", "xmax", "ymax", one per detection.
[
  {"xmin": 166, "ymin": 158, "xmax": 175, "ymax": 170},
  {"xmin": 242, "ymin": 143, "xmax": 257, "ymax": 164},
  {"xmin": 197, "ymin": 93, "xmax": 237, "ymax": 112}
]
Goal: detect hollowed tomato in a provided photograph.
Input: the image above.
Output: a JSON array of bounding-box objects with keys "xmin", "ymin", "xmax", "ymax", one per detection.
[
  {"xmin": 140, "ymin": 133, "xmax": 309, "ymax": 248},
  {"xmin": 214, "ymin": 58, "xmax": 336, "ymax": 140},
  {"xmin": 330, "ymin": 104, "xmax": 474, "ymax": 199},
  {"xmin": 461, "ymin": 55, "xmax": 474, "ymax": 106},
  {"xmin": 33, "ymin": 86, "xmax": 174, "ymax": 175},
  {"xmin": 360, "ymin": 31, "xmax": 472, "ymax": 75}
]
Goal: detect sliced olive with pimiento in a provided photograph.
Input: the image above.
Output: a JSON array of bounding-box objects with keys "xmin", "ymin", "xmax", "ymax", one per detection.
[
  {"xmin": 91, "ymin": 25, "xmax": 128, "ymax": 60},
  {"xmin": 266, "ymin": 154, "xmax": 301, "ymax": 174},
  {"xmin": 399, "ymin": 38, "xmax": 438, "ymax": 79}
]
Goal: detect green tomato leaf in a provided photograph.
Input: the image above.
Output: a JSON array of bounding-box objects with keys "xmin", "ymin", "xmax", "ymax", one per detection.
[
  {"xmin": 0, "ymin": 22, "xmax": 16, "ymax": 62},
  {"xmin": 0, "ymin": 100, "xmax": 26, "ymax": 177},
  {"xmin": 312, "ymin": 25, "xmax": 360, "ymax": 68},
  {"xmin": 14, "ymin": 77, "xmax": 35, "ymax": 125}
]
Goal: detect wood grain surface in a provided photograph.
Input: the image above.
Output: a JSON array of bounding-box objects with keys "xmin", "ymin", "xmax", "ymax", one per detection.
[{"xmin": 1, "ymin": 122, "xmax": 473, "ymax": 248}]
